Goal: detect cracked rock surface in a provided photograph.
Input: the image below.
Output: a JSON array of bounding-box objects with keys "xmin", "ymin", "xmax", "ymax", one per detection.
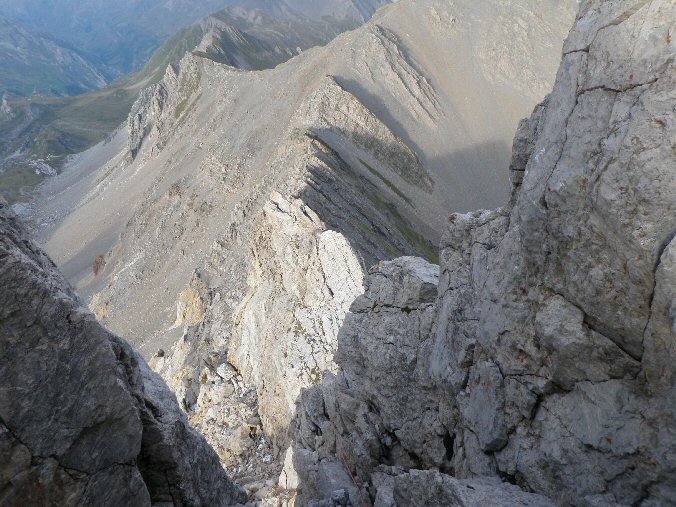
[
  {"xmin": 291, "ymin": 1, "xmax": 676, "ymax": 505},
  {"xmin": 229, "ymin": 192, "xmax": 365, "ymax": 451},
  {"xmin": 0, "ymin": 198, "xmax": 246, "ymax": 506}
]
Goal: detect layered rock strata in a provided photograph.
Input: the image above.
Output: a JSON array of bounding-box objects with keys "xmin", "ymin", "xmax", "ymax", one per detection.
[{"xmin": 229, "ymin": 192, "xmax": 365, "ymax": 450}]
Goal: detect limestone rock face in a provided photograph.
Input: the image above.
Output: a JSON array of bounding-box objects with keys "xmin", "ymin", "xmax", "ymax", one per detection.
[
  {"xmin": 229, "ymin": 192, "xmax": 365, "ymax": 449},
  {"xmin": 292, "ymin": 257, "xmax": 445, "ymax": 503},
  {"xmin": 371, "ymin": 468, "xmax": 556, "ymax": 507},
  {"xmin": 291, "ymin": 1, "xmax": 676, "ymax": 505},
  {"xmin": 0, "ymin": 198, "xmax": 246, "ymax": 506},
  {"xmin": 128, "ymin": 58, "xmax": 201, "ymax": 162},
  {"xmin": 431, "ymin": 2, "xmax": 675, "ymax": 504}
]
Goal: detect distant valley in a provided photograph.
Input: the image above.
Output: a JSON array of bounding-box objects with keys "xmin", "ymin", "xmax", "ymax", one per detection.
[
  {"xmin": 0, "ymin": 0, "xmax": 392, "ymax": 202},
  {"xmin": 0, "ymin": 17, "xmax": 107, "ymax": 97}
]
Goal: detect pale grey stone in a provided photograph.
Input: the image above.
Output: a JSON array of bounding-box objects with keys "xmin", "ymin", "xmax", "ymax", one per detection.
[
  {"xmin": 371, "ymin": 468, "xmax": 556, "ymax": 507},
  {"xmin": 291, "ymin": 2, "xmax": 676, "ymax": 505}
]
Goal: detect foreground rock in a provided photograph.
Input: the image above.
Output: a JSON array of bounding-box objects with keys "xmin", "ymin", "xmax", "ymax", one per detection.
[
  {"xmin": 0, "ymin": 198, "xmax": 246, "ymax": 506},
  {"xmin": 290, "ymin": 0, "xmax": 676, "ymax": 505}
]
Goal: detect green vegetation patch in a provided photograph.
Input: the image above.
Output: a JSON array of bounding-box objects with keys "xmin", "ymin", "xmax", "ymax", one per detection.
[
  {"xmin": 359, "ymin": 157, "xmax": 415, "ymax": 208},
  {"xmin": 0, "ymin": 163, "xmax": 43, "ymax": 203}
]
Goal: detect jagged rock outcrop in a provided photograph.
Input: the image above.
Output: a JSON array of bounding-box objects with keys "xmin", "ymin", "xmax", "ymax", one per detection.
[
  {"xmin": 294, "ymin": 256, "xmax": 443, "ymax": 475},
  {"xmin": 290, "ymin": 1, "xmax": 676, "ymax": 505},
  {"xmin": 229, "ymin": 192, "xmax": 365, "ymax": 450},
  {"xmin": 128, "ymin": 57, "xmax": 202, "ymax": 161},
  {"xmin": 290, "ymin": 257, "xmax": 447, "ymax": 504},
  {"xmin": 0, "ymin": 198, "xmax": 246, "ymax": 506},
  {"xmin": 30, "ymin": 0, "xmax": 579, "ymax": 502}
]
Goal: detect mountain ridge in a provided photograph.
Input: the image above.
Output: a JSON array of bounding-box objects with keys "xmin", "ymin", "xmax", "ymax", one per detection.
[
  {"xmin": 0, "ymin": 0, "xmax": 394, "ymax": 203},
  {"xmin": 28, "ymin": 2, "xmax": 579, "ymax": 498},
  {"xmin": 2, "ymin": 0, "xmax": 673, "ymax": 505},
  {"xmin": 0, "ymin": 16, "xmax": 108, "ymax": 97}
]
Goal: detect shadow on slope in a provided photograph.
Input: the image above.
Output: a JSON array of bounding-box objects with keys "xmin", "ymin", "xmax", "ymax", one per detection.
[{"xmin": 295, "ymin": 133, "xmax": 510, "ymax": 267}]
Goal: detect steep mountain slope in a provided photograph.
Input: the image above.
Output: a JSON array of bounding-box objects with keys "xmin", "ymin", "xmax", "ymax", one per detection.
[
  {"xmin": 286, "ymin": 0, "xmax": 676, "ymax": 504},
  {"xmin": 0, "ymin": 30, "xmax": 199, "ymax": 203},
  {"xmin": 6, "ymin": 0, "xmax": 672, "ymax": 505},
  {"xmin": 281, "ymin": 0, "xmax": 391, "ymax": 21},
  {"xmin": 34, "ymin": 0, "xmax": 576, "ymax": 359},
  {"xmin": 29, "ymin": 0, "xmax": 578, "ymax": 493},
  {"xmin": 0, "ymin": 0, "xmax": 392, "ymax": 203},
  {"xmin": 0, "ymin": 17, "xmax": 107, "ymax": 97},
  {"xmin": 193, "ymin": 3, "xmax": 362, "ymax": 70}
]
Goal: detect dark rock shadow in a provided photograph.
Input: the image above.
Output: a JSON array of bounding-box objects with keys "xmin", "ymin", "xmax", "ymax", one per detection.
[{"xmin": 295, "ymin": 128, "xmax": 511, "ymax": 269}]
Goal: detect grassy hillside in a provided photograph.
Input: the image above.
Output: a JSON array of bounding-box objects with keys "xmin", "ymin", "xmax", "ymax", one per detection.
[{"xmin": 0, "ymin": 25, "xmax": 206, "ymax": 203}]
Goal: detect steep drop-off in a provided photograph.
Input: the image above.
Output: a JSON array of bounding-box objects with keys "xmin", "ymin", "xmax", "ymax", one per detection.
[
  {"xmin": 34, "ymin": 0, "xmax": 576, "ymax": 353},
  {"xmin": 288, "ymin": 0, "xmax": 676, "ymax": 504},
  {"xmin": 4, "ymin": 0, "xmax": 673, "ymax": 505},
  {"xmin": 0, "ymin": 197, "xmax": 246, "ymax": 506},
  {"xmin": 28, "ymin": 0, "xmax": 578, "ymax": 497}
]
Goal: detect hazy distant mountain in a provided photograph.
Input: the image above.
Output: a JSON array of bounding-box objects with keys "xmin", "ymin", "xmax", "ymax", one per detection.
[
  {"xmin": 0, "ymin": 0, "xmax": 391, "ymax": 79},
  {"xmin": 280, "ymin": 0, "xmax": 393, "ymax": 21},
  {"xmin": 0, "ymin": 17, "xmax": 107, "ymax": 97},
  {"xmin": 0, "ymin": 0, "xmax": 240, "ymax": 76},
  {"xmin": 0, "ymin": 0, "xmax": 393, "ymax": 202},
  {"xmin": 192, "ymin": 1, "xmax": 379, "ymax": 70},
  {"xmin": 0, "ymin": 0, "xmax": 393, "ymax": 98}
]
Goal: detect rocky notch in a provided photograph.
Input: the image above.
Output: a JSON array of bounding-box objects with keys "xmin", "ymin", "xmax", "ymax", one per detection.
[
  {"xmin": 288, "ymin": 0, "xmax": 676, "ymax": 505},
  {"xmin": 0, "ymin": 197, "xmax": 246, "ymax": 506}
]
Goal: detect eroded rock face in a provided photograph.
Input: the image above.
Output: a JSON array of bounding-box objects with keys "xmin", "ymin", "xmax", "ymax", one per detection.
[
  {"xmin": 292, "ymin": 257, "xmax": 444, "ymax": 503},
  {"xmin": 0, "ymin": 198, "xmax": 246, "ymax": 506},
  {"xmin": 290, "ymin": 1, "xmax": 676, "ymax": 505},
  {"xmin": 432, "ymin": 2, "xmax": 675, "ymax": 503},
  {"xmin": 229, "ymin": 192, "xmax": 365, "ymax": 450}
]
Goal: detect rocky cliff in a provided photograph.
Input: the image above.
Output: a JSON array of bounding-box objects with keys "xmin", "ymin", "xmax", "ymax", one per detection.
[
  {"xmin": 29, "ymin": 0, "xmax": 579, "ymax": 501},
  {"xmin": 0, "ymin": 197, "xmax": 246, "ymax": 506},
  {"xmin": 229, "ymin": 193, "xmax": 365, "ymax": 450},
  {"xmin": 6, "ymin": 0, "xmax": 674, "ymax": 505},
  {"xmin": 289, "ymin": 0, "xmax": 676, "ymax": 505}
]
